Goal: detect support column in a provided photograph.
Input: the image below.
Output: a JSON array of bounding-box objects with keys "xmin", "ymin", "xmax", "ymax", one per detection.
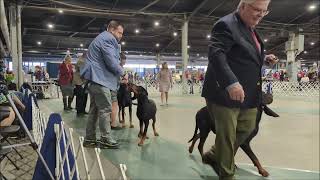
[
  {"xmin": 9, "ymin": 4, "xmax": 19, "ymax": 85},
  {"xmin": 9, "ymin": 3, "xmax": 23, "ymax": 87},
  {"xmin": 181, "ymin": 16, "xmax": 188, "ymax": 94},
  {"xmin": 17, "ymin": 5, "xmax": 23, "ymax": 86},
  {"xmin": 286, "ymin": 50, "xmax": 297, "ymax": 82},
  {"xmin": 156, "ymin": 53, "xmax": 161, "ymax": 68},
  {"xmin": 285, "ymin": 32, "xmax": 304, "ymax": 82}
]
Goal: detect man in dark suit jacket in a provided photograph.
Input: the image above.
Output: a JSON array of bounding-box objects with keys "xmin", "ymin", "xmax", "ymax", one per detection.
[{"xmin": 201, "ymin": 0, "xmax": 278, "ymax": 179}]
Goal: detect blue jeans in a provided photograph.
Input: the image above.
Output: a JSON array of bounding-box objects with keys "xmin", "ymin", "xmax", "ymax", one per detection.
[{"xmin": 85, "ymin": 82, "xmax": 112, "ymax": 139}]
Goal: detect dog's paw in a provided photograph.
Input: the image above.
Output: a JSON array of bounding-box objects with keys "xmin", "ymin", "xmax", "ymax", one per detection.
[
  {"xmin": 138, "ymin": 140, "xmax": 144, "ymax": 146},
  {"xmin": 259, "ymin": 168, "xmax": 269, "ymax": 177},
  {"xmin": 188, "ymin": 146, "xmax": 193, "ymax": 153},
  {"xmin": 154, "ymin": 132, "xmax": 159, "ymax": 136},
  {"xmin": 129, "ymin": 124, "xmax": 134, "ymax": 128}
]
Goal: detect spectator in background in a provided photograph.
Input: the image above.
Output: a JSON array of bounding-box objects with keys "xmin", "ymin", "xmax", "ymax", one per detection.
[
  {"xmin": 58, "ymin": 55, "xmax": 74, "ymax": 110},
  {"xmin": 157, "ymin": 62, "xmax": 172, "ymax": 106},
  {"xmin": 73, "ymin": 53, "xmax": 88, "ymax": 116},
  {"xmin": 34, "ymin": 66, "xmax": 44, "ymax": 81},
  {"xmin": 279, "ymin": 70, "xmax": 284, "ymax": 81}
]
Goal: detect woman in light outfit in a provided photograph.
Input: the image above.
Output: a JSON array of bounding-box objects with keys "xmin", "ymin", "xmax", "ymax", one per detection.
[{"xmin": 157, "ymin": 62, "xmax": 172, "ymax": 106}]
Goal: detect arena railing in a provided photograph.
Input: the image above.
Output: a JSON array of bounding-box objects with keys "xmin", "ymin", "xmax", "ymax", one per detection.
[{"xmin": 134, "ymin": 79, "xmax": 319, "ymax": 97}]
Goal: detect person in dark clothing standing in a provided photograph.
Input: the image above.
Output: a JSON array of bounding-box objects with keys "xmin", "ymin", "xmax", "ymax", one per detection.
[{"xmin": 73, "ymin": 53, "xmax": 88, "ymax": 115}]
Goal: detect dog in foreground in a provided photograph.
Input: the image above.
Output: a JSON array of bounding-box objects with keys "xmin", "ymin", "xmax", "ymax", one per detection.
[
  {"xmin": 188, "ymin": 104, "xmax": 279, "ymax": 177},
  {"xmin": 128, "ymin": 83, "xmax": 159, "ymax": 146}
]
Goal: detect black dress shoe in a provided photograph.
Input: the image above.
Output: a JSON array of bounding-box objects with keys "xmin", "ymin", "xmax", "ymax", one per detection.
[
  {"xmin": 111, "ymin": 126, "xmax": 122, "ymax": 130},
  {"xmin": 202, "ymin": 152, "xmax": 220, "ymax": 176}
]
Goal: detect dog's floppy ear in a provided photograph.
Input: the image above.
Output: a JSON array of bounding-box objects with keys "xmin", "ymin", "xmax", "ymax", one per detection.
[
  {"xmin": 263, "ymin": 105, "xmax": 279, "ymax": 117},
  {"xmin": 139, "ymin": 87, "xmax": 148, "ymax": 97}
]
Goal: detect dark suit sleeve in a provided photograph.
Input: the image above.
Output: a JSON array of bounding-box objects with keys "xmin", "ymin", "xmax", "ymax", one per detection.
[{"xmin": 208, "ymin": 21, "xmax": 238, "ymax": 88}]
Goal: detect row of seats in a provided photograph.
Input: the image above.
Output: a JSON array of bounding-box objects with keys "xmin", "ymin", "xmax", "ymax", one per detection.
[{"xmin": 0, "ymin": 84, "xmax": 36, "ymax": 180}]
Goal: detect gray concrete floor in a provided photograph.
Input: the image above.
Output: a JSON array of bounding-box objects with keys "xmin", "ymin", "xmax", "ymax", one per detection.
[
  {"xmin": 148, "ymin": 94, "xmax": 319, "ymax": 172},
  {"xmin": 48, "ymin": 93, "xmax": 319, "ymax": 172},
  {"xmin": 35, "ymin": 93, "xmax": 319, "ymax": 179}
]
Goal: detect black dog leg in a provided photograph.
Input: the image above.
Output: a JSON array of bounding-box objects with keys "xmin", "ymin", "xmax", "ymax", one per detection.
[
  {"xmin": 138, "ymin": 120, "xmax": 149, "ymax": 146},
  {"xmin": 138, "ymin": 120, "xmax": 143, "ymax": 138},
  {"xmin": 118, "ymin": 106, "xmax": 123, "ymax": 123},
  {"xmin": 240, "ymin": 143, "xmax": 269, "ymax": 177},
  {"xmin": 152, "ymin": 116, "xmax": 159, "ymax": 136},
  {"xmin": 129, "ymin": 105, "xmax": 134, "ymax": 128},
  {"xmin": 121, "ymin": 107, "xmax": 126, "ymax": 127},
  {"xmin": 198, "ymin": 132, "xmax": 210, "ymax": 156},
  {"xmin": 188, "ymin": 133, "xmax": 200, "ymax": 154}
]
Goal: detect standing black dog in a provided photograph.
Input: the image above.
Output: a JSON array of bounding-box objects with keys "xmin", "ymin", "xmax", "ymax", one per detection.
[
  {"xmin": 188, "ymin": 105, "xmax": 279, "ymax": 177},
  {"xmin": 117, "ymin": 83, "xmax": 134, "ymax": 128},
  {"xmin": 128, "ymin": 83, "xmax": 159, "ymax": 146}
]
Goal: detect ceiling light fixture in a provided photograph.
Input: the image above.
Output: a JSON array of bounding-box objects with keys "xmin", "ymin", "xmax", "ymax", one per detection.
[
  {"xmin": 264, "ymin": 39, "xmax": 268, "ymax": 42},
  {"xmin": 156, "ymin": 43, "xmax": 160, "ymax": 47},
  {"xmin": 187, "ymin": 45, "xmax": 190, "ymax": 49},
  {"xmin": 37, "ymin": 41, "xmax": 42, "ymax": 45},
  {"xmin": 173, "ymin": 32, "xmax": 178, "ymax": 37},
  {"xmin": 197, "ymin": 53, "xmax": 199, "ymax": 57},
  {"xmin": 207, "ymin": 34, "xmax": 211, "ymax": 39},
  {"xmin": 80, "ymin": 43, "xmax": 83, "ymax": 47},
  {"xmin": 58, "ymin": 9, "xmax": 63, "ymax": 14},
  {"xmin": 304, "ymin": 51, "xmax": 307, "ymax": 54},
  {"xmin": 154, "ymin": 21, "xmax": 160, "ymax": 26},
  {"xmin": 135, "ymin": 29, "xmax": 140, "ymax": 34},
  {"xmin": 309, "ymin": 4, "xmax": 316, "ymax": 10},
  {"xmin": 310, "ymin": 42, "xmax": 315, "ymax": 45},
  {"xmin": 47, "ymin": 23, "xmax": 54, "ymax": 29},
  {"xmin": 121, "ymin": 41, "xmax": 126, "ymax": 45}
]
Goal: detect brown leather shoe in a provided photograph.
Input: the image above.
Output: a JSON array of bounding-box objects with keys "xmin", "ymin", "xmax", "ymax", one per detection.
[{"xmin": 202, "ymin": 152, "xmax": 220, "ymax": 176}]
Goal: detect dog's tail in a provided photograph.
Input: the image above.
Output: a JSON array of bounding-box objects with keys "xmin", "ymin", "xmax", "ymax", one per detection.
[
  {"xmin": 263, "ymin": 105, "xmax": 279, "ymax": 117},
  {"xmin": 188, "ymin": 117, "xmax": 199, "ymax": 143}
]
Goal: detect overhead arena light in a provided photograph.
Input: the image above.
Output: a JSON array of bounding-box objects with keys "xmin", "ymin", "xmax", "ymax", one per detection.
[
  {"xmin": 173, "ymin": 32, "xmax": 178, "ymax": 37},
  {"xmin": 58, "ymin": 9, "xmax": 63, "ymax": 14},
  {"xmin": 47, "ymin": 23, "xmax": 54, "ymax": 29},
  {"xmin": 206, "ymin": 34, "xmax": 211, "ymax": 39},
  {"xmin": 135, "ymin": 29, "xmax": 140, "ymax": 34},
  {"xmin": 80, "ymin": 43, "xmax": 83, "ymax": 47},
  {"xmin": 264, "ymin": 39, "xmax": 268, "ymax": 42},
  {"xmin": 37, "ymin": 41, "xmax": 42, "ymax": 45},
  {"xmin": 310, "ymin": 42, "xmax": 315, "ymax": 45},
  {"xmin": 308, "ymin": 4, "xmax": 316, "ymax": 11},
  {"xmin": 154, "ymin": 21, "xmax": 160, "ymax": 27},
  {"xmin": 156, "ymin": 43, "xmax": 160, "ymax": 47},
  {"xmin": 121, "ymin": 41, "xmax": 126, "ymax": 45}
]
